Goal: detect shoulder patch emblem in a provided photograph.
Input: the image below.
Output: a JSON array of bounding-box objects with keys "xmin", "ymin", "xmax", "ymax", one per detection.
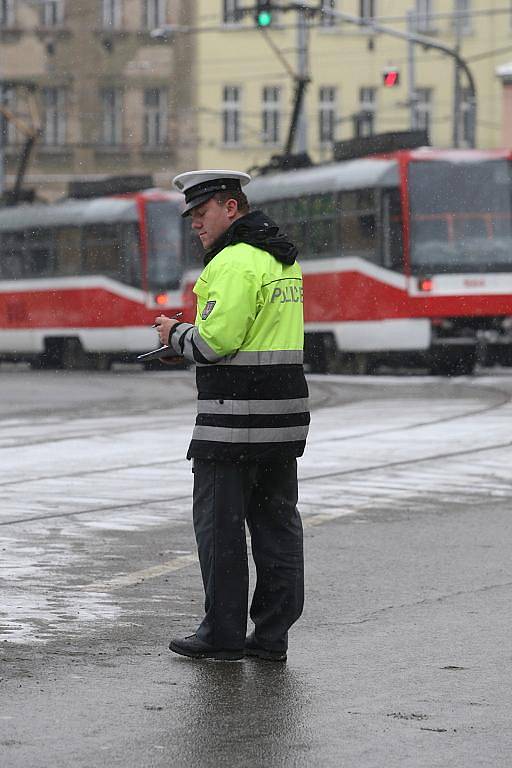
[{"xmin": 201, "ymin": 300, "xmax": 216, "ymax": 320}]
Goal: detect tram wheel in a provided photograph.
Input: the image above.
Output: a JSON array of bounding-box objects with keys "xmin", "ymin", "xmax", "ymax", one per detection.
[
  {"xmin": 429, "ymin": 348, "xmax": 476, "ymax": 376},
  {"xmin": 304, "ymin": 333, "xmax": 338, "ymax": 374},
  {"xmin": 90, "ymin": 353, "xmax": 111, "ymax": 371},
  {"xmin": 60, "ymin": 338, "xmax": 90, "ymax": 370}
]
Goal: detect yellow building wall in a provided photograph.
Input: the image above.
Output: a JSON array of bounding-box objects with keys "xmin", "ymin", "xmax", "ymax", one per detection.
[{"xmin": 194, "ymin": 0, "xmax": 512, "ymax": 172}]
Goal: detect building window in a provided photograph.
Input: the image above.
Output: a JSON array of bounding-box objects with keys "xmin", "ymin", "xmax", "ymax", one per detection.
[
  {"xmin": 101, "ymin": 88, "xmax": 123, "ymax": 145},
  {"xmin": 262, "ymin": 86, "xmax": 281, "ymax": 145},
  {"xmin": 42, "ymin": 87, "xmax": 66, "ymax": 146},
  {"xmin": 0, "ymin": 84, "xmax": 16, "ymax": 145},
  {"xmin": 414, "ymin": 0, "xmax": 434, "ymax": 32},
  {"xmin": 356, "ymin": 87, "xmax": 376, "ymax": 137},
  {"xmin": 40, "ymin": 0, "xmax": 64, "ymax": 26},
  {"xmin": 318, "ymin": 86, "xmax": 337, "ymax": 145},
  {"xmin": 0, "ymin": 0, "xmax": 15, "ymax": 26},
  {"xmin": 453, "ymin": 0, "xmax": 471, "ymax": 34},
  {"xmin": 359, "ymin": 0, "xmax": 375, "ymax": 20},
  {"xmin": 222, "ymin": 85, "xmax": 241, "ymax": 146},
  {"xmin": 102, "ymin": 0, "xmax": 122, "ymax": 29},
  {"xmin": 413, "ymin": 88, "xmax": 432, "ymax": 135},
  {"xmin": 223, "ymin": 0, "xmax": 240, "ymax": 24},
  {"xmin": 143, "ymin": 88, "xmax": 167, "ymax": 146},
  {"xmin": 143, "ymin": 0, "xmax": 165, "ymax": 29},
  {"xmin": 321, "ymin": 0, "xmax": 337, "ymax": 27}
]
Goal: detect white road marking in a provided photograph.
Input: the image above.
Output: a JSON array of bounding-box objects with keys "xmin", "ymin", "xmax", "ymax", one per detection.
[
  {"xmin": 81, "ymin": 554, "xmax": 199, "ymax": 591},
  {"xmin": 79, "ymin": 512, "xmax": 356, "ymax": 592}
]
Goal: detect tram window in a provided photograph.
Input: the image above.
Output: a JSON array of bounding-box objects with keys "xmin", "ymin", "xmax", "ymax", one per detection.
[
  {"xmin": 267, "ymin": 200, "xmax": 286, "ymax": 222},
  {"xmin": 412, "ymin": 219, "xmax": 447, "ymax": 243},
  {"xmin": 0, "ymin": 232, "xmax": 24, "ymax": 279},
  {"xmin": 339, "ymin": 190, "xmax": 376, "ymax": 261},
  {"xmin": 279, "ymin": 197, "xmax": 307, "ymax": 254},
  {"xmin": 54, "ymin": 227, "xmax": 82, "ymax": 276},
  {"xmin": 146, "ymin": 201, "xmax": 182, "ymax": 289},
  {"xmin": 24, "ymin": 229, "xmax": 55, "ymax": 278},
  {"xmin": 292, "ymin": 196, "xmax": 309, "ymax": 221},
  {"xmin": 341, "ymin": 190, "xmax": 374, "ymax": 212},
  {"xmin": 309, "ymin": 193, "xmax": 337, "ymax": 257},
  {"xmin": 261, "ymin": 201, "xmax": 276, "ymax": 221},
  {"xmin": 454, "ymin": 217, "xmax": 487, "ymax": 240},
  {"xmin": 81, "ymin": 224, "xmax": 122, "ymax": 278},
  {"xmin": 382, "ymin": 189, "xmax": 403, "ymax": 271},
  {"xmin": 284, "ymin": 219, "xmax": 307, "ymax": 254},
  {"xmin": 119, "ymin": 223, "xmax": 142, "ymax": 287},
  {"xmin": 183, "ymin": 226, "xmax": 203, "ymax": 268}
]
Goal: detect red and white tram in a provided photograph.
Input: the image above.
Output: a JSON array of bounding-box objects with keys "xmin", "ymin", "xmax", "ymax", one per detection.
[
  {"xmin": 3, "ymin": 148, "xmax": 512, "ymax": 374},
  {"xmin": 0, "ymin": 187, "xmax": 187, "ymax": 368},
  {"xmin": 246, "ymin": 147, "xmax": 512, "ymax": 374}
]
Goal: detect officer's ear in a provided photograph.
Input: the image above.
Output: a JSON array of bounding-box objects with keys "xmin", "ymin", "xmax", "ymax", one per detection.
[{"xmin": 224, "ymin": 198, "xmax": 239, "ymax": 219}]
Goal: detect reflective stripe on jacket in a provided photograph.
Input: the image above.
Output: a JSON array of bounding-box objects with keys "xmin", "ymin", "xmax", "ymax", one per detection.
[{"xmin": 169, "ymin": 241, "xmax": 310, "ymax": 462}]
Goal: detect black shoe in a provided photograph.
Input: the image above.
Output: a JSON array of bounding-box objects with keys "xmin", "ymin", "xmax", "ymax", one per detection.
[
  {"xmin": 168, "ymin": 634, "xmax": 244, "ymax": 660},
  {"xmin": 244, "ymin": 632, "xmax": 287, "ymax": 662}
]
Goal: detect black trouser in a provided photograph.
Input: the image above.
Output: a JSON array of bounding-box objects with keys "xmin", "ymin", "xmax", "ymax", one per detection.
[{"xmin": 192, "ymin": 458, "xmax": 304, "ymax": 652}]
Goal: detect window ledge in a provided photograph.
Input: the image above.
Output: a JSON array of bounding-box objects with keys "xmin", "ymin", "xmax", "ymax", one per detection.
[
  {"xmin": 94, "ymin": 145, "xmax": 131, "ymax": 155},
  {"xmin": 36, "ymin": 27, "xmax": 72, "ymax": 39},
  {"xmin": 3, "ymin": 143, "xmax": 25, "ymax": 156},
  {"xmin": 0, "ymin": 27, "xmax": 23, "ymax": 41},
  {"xmin": 94, "ymin": 27, "xmax": 129, "ymax": 36},
  {"xmin": 135, "ymin": 29, "xmax": 172, "ymax": 40},
  {"xmin": 141, "ymin": 145, "xmax": 172, "ymax": 155},
  {"xmin": 37, "ymin": 145, "xmax": 72, "ymax": 155}
]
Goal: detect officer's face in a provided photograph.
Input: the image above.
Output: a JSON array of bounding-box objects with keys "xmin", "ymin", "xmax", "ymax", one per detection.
[{"xmin": 190, "ymin": 197, "xmax": 235, "ymax": 250}]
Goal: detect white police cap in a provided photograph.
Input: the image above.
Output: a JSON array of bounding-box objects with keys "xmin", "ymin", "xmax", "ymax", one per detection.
[{"xmin": 172, "ymin": 169, "xmax": 251, "ymax": 217}]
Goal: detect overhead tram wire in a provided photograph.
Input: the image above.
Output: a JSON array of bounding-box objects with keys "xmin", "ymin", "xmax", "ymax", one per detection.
[
  {"xmin": 164, "ymin": 6, "xmax": 512, "ymax": 35},
  {"xmin": 159, "ymin": 10, "xmax": 512, "ymax": 75}
]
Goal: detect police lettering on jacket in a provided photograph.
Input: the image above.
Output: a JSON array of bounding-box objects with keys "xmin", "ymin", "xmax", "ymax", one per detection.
[{"xmin": 270, "ymin": 283, "xmax": 304, "ymax": 304}]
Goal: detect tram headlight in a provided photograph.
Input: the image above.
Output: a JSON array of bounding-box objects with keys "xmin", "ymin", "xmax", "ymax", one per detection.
[
  {"xmin": 418, "ymin": 277, "xmax": 433, "ymax": 292},
  {"xmin": 155, "ymin": 293, "xmax": 169, "ymax": 306}
]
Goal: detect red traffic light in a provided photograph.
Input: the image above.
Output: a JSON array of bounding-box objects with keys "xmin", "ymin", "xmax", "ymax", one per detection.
[{"xmin": 383, "ymin": 69, "xmax": 400, "ymax": 87}]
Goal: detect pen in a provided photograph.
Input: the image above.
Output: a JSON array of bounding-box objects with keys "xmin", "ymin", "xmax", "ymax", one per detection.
[{"xmin": 152, "ymin": 312, "xmax": 183, "ymax": 328}]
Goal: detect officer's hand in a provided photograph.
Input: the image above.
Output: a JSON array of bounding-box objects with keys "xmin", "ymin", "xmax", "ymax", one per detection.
[{"xmin": 154, "ymin": 315, "xmax": 180, "ymax": 346}]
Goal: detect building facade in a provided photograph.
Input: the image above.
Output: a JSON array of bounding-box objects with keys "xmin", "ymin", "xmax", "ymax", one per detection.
[
  {"xmin": 194, "ymin": 0, "xmax": 512, "ymax": 171},
  {"xmin": 0, "ymin": 0, "xmax": 197, "ymax": 200}
]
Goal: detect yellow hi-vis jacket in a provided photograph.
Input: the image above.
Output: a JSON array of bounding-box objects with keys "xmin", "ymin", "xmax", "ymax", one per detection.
[{"xmin": 169, "ymin": 240, "xmax": 310, "ymax": 462}]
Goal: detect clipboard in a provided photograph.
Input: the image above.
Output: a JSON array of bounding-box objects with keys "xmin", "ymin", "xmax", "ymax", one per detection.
[{"xmin": 136, "ymin": 345, "xmax": 181, "ymax": 362}]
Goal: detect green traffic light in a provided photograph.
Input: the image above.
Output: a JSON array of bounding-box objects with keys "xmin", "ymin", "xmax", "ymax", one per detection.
[{"xmin": 257, "ymin": 10, "xmax": 272, "ymax": 26}]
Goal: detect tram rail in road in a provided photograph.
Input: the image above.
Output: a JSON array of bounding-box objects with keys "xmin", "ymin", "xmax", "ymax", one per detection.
[{"xmin": 2, "ymin": 370, "xmax": 512, "ymax": 767}]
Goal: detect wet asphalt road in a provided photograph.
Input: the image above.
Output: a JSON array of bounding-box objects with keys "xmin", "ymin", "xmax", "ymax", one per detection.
[{"xmin": 1, "ymin": 367, "xmax": 512, "ymax": 767}]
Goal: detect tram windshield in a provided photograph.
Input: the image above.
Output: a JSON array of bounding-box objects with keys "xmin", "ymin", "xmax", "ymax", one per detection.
[
  {"xmin": 146, "ymin": 201, "xmax": 183, "ymax": 289},
  {"xmin": 408, "ymin": 159, "xmax": 512, "ymax": 273}
]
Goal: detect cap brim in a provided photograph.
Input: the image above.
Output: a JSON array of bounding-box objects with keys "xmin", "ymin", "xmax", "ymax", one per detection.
[{"xmin": 181, "ymin": 190, "xmax": 217, "ymax": 217}]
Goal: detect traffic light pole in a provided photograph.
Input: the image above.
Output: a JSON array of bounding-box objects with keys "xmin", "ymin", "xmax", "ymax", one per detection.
[
  {"xmin": 320, "ymin": 4, "xmax": 477, "ymax": 147},
  {"xmin": 406, "ymin": 10, "xmax": 418, "ymax": 132},
  {"xmin": 294, "ymin": 7, "xmax": 309, "ymax": 154},
  {"xmin": 452, "ymin": 14, "xmax": 463, "ymax": 148}
]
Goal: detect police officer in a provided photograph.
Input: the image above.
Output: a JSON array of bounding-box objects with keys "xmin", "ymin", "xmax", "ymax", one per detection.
[{"xmin": 155, "ymin": 170, "xmax": 309, "ymax": 662}]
